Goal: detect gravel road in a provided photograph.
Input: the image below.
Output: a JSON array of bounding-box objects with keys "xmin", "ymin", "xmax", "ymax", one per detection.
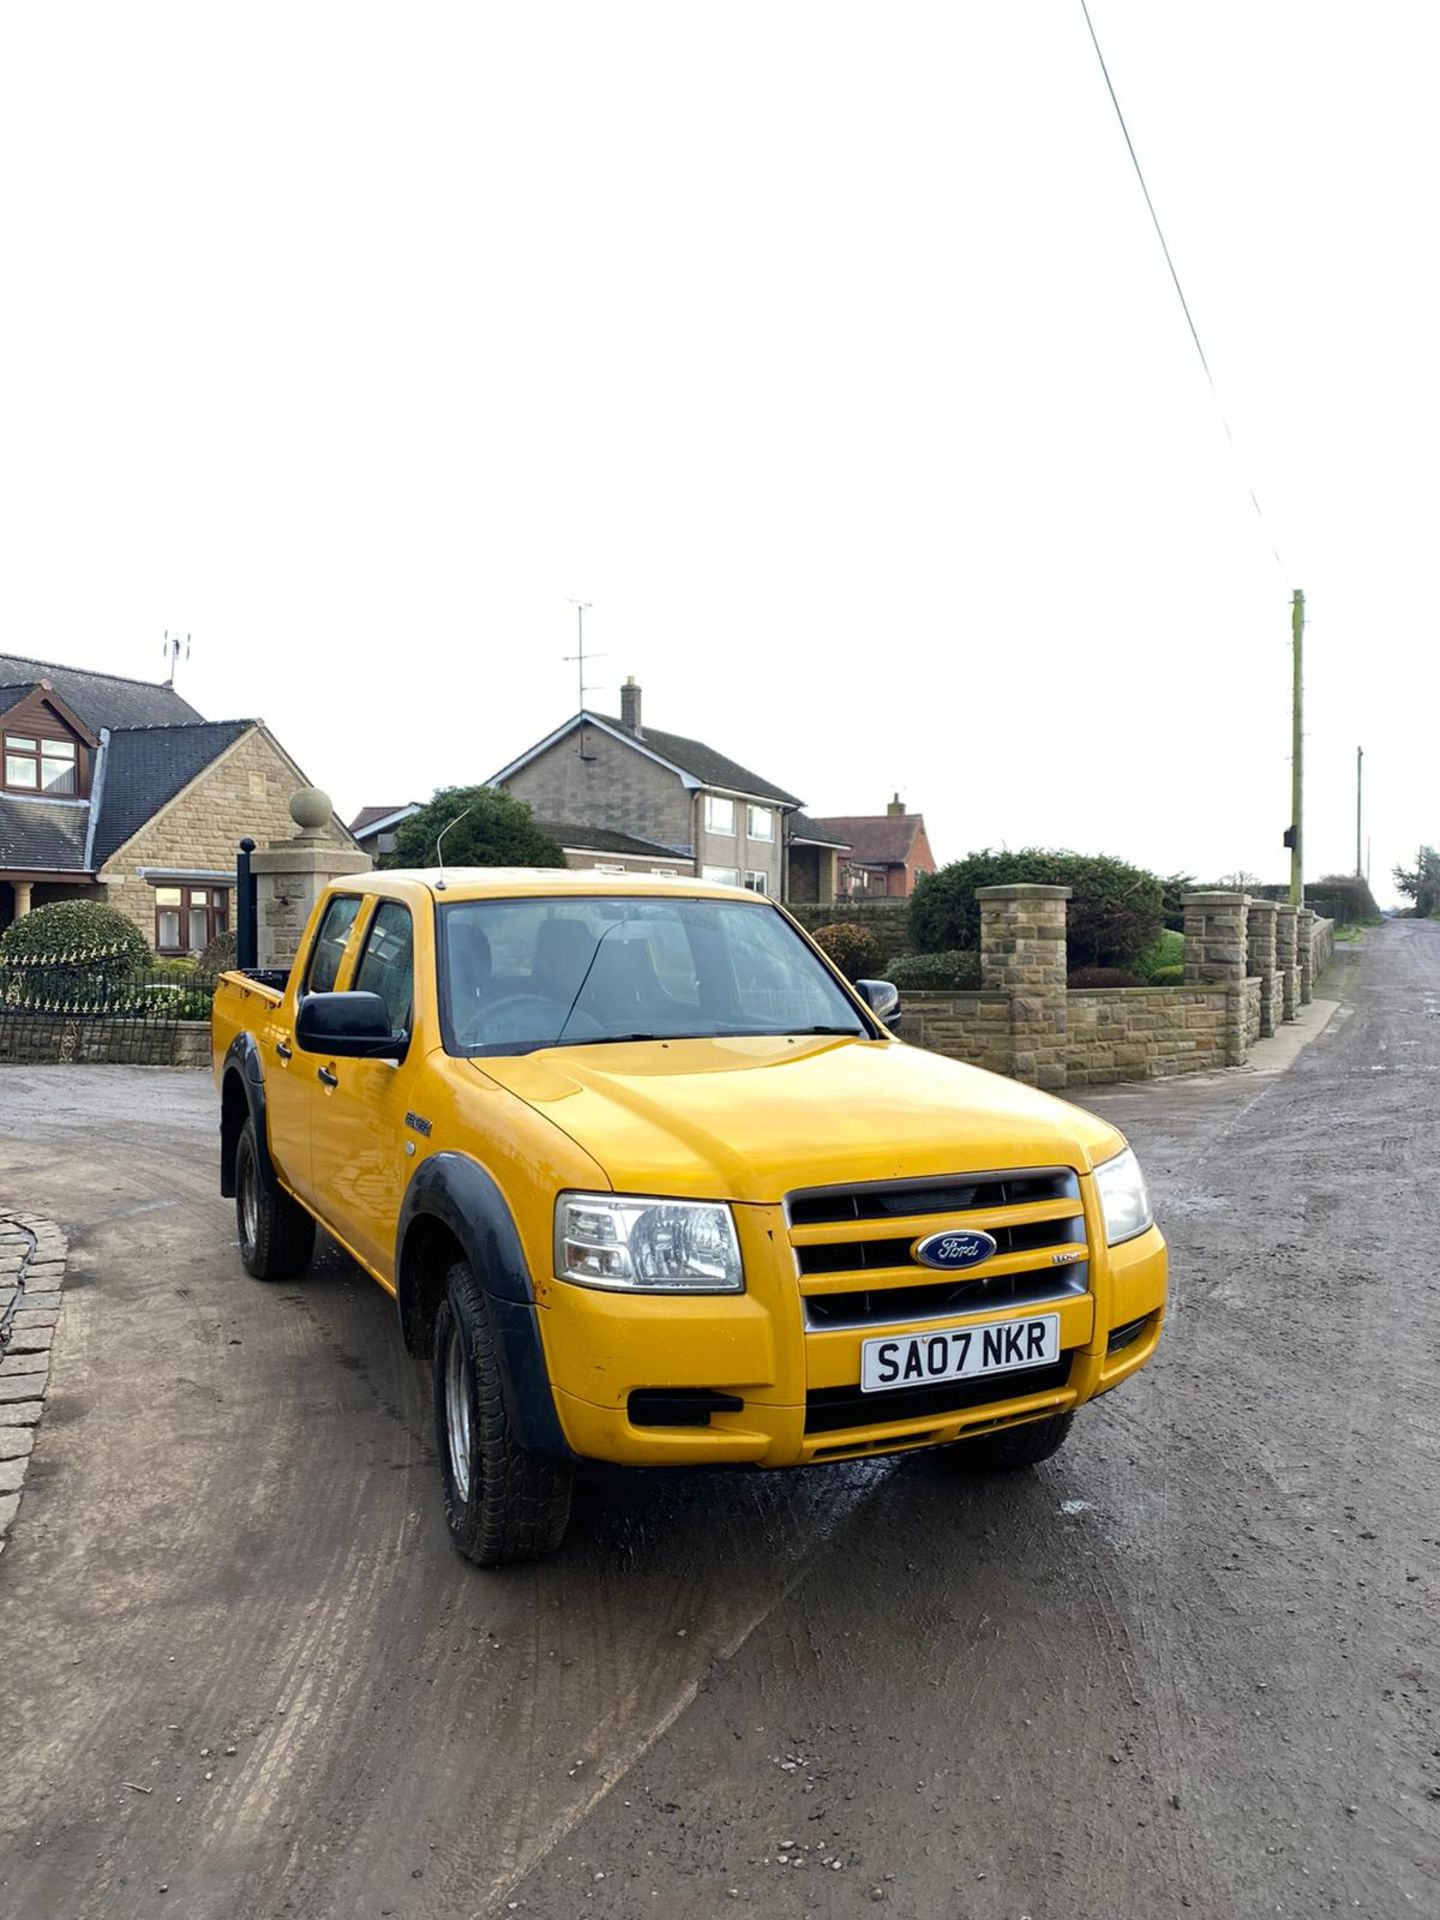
[{"xmin": 0, "ymin": 923, "xmax": 1434, "ymax": 1920}]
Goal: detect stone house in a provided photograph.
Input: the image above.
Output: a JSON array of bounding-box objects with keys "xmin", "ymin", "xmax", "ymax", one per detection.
[
  {"xmin": 0, "ymin": 652, "xmax": 352, "ymax": 952},
  {"xmin": 805, "ymin": 797, "xmax": 938, "ymax": 898},
  {"xmin": 485, "ymin": 678, "xmax": 803, "ymax": 896}
]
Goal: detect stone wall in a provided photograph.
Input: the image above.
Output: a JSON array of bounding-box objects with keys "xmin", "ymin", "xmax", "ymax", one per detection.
[
  {"xmin": 99, "ymin": 726, "xmax": 352, "ymax": 950},
  {"xmin": 896, "ymin": 992, "xmax": 1012, "ymax": 1076},
  {"xmin": 896, "ymin": 888, "xmax": 1336, "ymax": 1090},
  {"xmin": 788, "ymin": 898, "xmax": 913, "ymax": 959},
  {"xmin": 0, "ymin": 1015, "xmax": 210, "ymax": 1067}
]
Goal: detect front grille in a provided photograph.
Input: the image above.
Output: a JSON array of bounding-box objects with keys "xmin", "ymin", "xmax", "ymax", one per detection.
[
  {"xmin": 787, "ymin": 1167, "xmax": 1091, "ymax": 1331},
  {"xmin": 788, "ymin": 1169, "xmax": 1079, "ymax": 1228},
  {"xmin": 796, "ymin": 1215, "xmax": 1083, "ymax": 1276},
  {"xmin": 803, "ymin": 1261, "xmax": 1088, "ymax": 1329},
  {"xmin": 804, "ymin": 1356, "xmax": 1074, "ymax": 1434}
]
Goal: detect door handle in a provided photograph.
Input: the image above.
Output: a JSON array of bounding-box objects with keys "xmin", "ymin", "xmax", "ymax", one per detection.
[
  {"xmin": 317, "ymin": 1066, "xmax": 338, "ymax": 1088},
  {"xmin": 276, "ymin": 1040, "xmax": 293, "ymax": 1061}
]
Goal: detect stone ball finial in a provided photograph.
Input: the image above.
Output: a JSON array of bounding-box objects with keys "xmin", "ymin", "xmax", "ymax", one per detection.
[{"xmin": 289, "ymin": 786, "xmax": 331, "ymax": 840}]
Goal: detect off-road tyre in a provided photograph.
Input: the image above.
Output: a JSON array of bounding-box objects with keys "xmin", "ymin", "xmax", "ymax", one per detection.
[
  {"xmin": 433, "ymin": 1259, "xmax": 573, "ymax": 1568},
  {"xmin": 235, "ymin": 1117, "xmax": 316, "ymax": 1282},
  {"xmin": 949, "ymin": 1410, "xmax": 1075, "ymax": 1472}
]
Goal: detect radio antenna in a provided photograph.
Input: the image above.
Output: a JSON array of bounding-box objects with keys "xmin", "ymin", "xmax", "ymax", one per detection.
[
  {"xmin": 562, "ymin": 599, "xmax": 605, "ymax": 709},
  {"xmin": 434, "ymin": 804, "xmax": 475, "ymax": 892},
  {"xmin": 162, "ymin": 629, "xmax": 190, "ymax": 687}
]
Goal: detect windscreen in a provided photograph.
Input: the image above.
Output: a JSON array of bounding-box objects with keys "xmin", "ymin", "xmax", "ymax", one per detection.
[{"xmin": 438, "ymin": 895, "xmax": 871, "ymax": 1055}]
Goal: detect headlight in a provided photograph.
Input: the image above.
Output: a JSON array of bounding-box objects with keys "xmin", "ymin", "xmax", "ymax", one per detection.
[
  {"xmin": 1093, "ymin": 1146, "xmax": 1153, "ymax": 1245},
  {"xmin": 554, "ymin": 1193, "xmax": 744, "ymax": 1292}
]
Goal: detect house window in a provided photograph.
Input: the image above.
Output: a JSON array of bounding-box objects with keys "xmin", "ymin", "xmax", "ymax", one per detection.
[
  {"xmin": 702, "ymin": 865, "xmax": 741, "ymax": 887},
  {"xmin": 704, "ymin": 795, "xmax": 734, "ymax": 835},
  {"xmin": 3, "ymin": 733, "xmax": 78, "ymax": 795},
  {"xmin": 744, "ymin": 870, "xmax": 768, "ymax": 895},
  {"xmin": 747, "ymin": 805, "xmax": 773, "ymax": 841},
  {"xmin": 155, "ymin": 885, "xmax": 230, "ymax": 954}
]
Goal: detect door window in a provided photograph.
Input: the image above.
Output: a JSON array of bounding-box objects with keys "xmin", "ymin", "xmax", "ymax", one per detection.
[
  {"xmin": 306, "ymin": 895, "xmax": 362, "ymax": 992},
  {"xmin": 353, "ymin": 902, "xmax": 415, "ymax": 1033}
]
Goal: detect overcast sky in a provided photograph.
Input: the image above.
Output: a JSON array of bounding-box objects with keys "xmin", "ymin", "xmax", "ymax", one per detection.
[{"xmin": 2, "ymin": 3, "xmax": 1433, "ymax": 901}]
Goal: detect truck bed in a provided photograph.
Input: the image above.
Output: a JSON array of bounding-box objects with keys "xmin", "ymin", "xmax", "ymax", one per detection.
[{"xmin": 212, "ymin": 967, "xmax": 290, "ymax": 1082}]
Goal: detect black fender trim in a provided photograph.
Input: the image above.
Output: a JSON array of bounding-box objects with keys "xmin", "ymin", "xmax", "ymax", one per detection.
[
  {"xmin": 396, "ymin": 1152, "xmax": 572, "ymax": 1461},
  {"xmin": 220, "ymin": 1031, "xmax": 275, "ymax": 1198}
]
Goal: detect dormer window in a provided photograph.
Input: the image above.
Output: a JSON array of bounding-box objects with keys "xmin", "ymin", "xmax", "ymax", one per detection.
[{"xmin": 3, "ymin": 732, "xmax": 78, "ymax": 795}]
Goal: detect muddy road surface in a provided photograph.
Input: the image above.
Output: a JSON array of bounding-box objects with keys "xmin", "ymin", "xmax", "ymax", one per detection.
[{"xmin": 0, "ymin": 923, "xmax": 1435, "ymax": 1920}]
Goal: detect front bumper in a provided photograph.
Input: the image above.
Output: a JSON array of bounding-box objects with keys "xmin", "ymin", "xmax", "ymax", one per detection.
[{"xmin": 536, "ymin": 1204, "xmax": 1167, "ymax": 1468}]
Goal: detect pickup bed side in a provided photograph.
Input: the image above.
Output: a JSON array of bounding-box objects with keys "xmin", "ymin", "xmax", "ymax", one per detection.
[{"xmin": 214, "ymin": 971, "xmax": 287, "ymax": 1198}]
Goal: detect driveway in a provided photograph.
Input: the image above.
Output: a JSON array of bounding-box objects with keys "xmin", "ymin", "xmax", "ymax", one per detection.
[{"xmin": 0, "ymin": 924, "xmax": 1435, "ymax": 1919}]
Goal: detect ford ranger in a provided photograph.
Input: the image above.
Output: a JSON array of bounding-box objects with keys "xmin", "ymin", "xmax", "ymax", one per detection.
[{"xmin": 212, "ymin": 870, "xmax": 1166, "ymax": 1566}]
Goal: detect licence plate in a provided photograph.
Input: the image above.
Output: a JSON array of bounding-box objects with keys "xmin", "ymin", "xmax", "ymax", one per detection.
[{"xmin": 860, "ymin": 1314, "xmax": 1061, "ymax": 1393}]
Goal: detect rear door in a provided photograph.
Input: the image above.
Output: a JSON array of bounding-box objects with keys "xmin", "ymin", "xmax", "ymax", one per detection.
[
  {"xmin": 307, "ymin": 897, "xmax": 420, "ymax": 1284},
  {"xmin": 268, "ymin": 892, "xmax": 364, "ymax": 1206}
]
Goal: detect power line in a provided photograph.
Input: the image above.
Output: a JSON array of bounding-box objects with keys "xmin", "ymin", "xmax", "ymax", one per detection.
[{"xmin": 1077, "ymin": 0, "xmax": 1285, "ymax": 573}]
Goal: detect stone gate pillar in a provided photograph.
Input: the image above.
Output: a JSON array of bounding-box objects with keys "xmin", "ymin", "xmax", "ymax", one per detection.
[
  {"xmin": 1246, "ymin": 898, "xmax": 1280, "ymax": 1039},
  {"xmin": 250, "ymin": 788, "xmax": 372, "ymax": 971},
  {"xmin": 978, "ymin": 884, "xmax": 1070, "ymax": 1091},
  {"xmin": 1296, "ymin": 908, "xmax": 1317, "ymax": 1006},
  {"xmin": 1182, "ymin": 891, "xmax": 1249, "ymax": 1066},
  {"xmin": 1274, "ymin": 904, "xmax": 1300, "ymax": 1022}
]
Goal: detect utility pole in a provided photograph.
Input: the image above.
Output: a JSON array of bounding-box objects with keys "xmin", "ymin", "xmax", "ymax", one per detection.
[
  {"xmin": 1355, "ymin": 745, "xmax": 1364, "ymax": 879},
  {"xmin": 1289, "ymin": 589, "xmax": 1304, "ymax": 907}
]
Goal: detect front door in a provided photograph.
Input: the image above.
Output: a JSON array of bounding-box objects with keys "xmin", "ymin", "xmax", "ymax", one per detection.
[
  {"xmin": 267, "ymin": 892, "xmax": 364, "ymax": 1207},
  {"xmin": 307, "ymin": 898, "xmax": 420, "ymax": 1285}
]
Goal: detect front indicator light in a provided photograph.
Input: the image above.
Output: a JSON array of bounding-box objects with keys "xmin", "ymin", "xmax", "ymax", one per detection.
[{"xmin": 555, "ymin": 1193, "xmax": 744, "ymax": 1292}]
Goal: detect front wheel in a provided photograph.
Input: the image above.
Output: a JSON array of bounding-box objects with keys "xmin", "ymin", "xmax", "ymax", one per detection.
[
  {"xmin": 433, "ymin": 1260, "xmax": 573, "ymax": 1567},
  {"xmin": 235, "ymin": 1118, "xmax": 315, "ymax": 1282},
  {"xmin": 947, "ymin": 1411, "xmax": 1075, "ymax": 1472}
]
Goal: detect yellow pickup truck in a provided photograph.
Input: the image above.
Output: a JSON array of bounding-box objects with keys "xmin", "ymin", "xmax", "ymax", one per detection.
[{"xmin": 212, "ymin": 869, "xmax": 1166, "ymax": 1566}]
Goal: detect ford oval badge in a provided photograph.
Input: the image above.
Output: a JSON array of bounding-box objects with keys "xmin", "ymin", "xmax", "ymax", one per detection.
[{"xmin": 914, "ymin": 1228, "xmax": 997, "ymax": 1271}]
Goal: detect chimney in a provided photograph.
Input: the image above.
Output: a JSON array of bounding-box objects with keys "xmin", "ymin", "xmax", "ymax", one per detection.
[
  {"xmin": 887, "ymin": 792, "xmax": 906, "ymax": 816},
  {"xmin": 621, "ymin": 676, "xmax": 643, "ymax": 734}
]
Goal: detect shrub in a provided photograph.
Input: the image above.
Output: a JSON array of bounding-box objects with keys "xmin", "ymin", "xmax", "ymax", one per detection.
[
  {"xmin": 1067, "ymin": 966, "xmax": 1145, "ymax": 989},
  {"xmin": 200, "ymin": 929, "xmax": 238, "ymax": 975},
  {"xmin": 1133, "ymin": 928, "xmax": 1185, "ymax": 981},
  {"xmin": 910, "ymin": 849, "xmax": 1165, "ymax": 969},
  {"xmin": 810, "ymin": 921, "xmax": 884, "ymax": 981},
  {"xmin": 1149, "ymin": 964, "xmax": 1185, "ymax": 985},
  {"xmin": 0, "ymin": 900, "xmax": 151, "ymax": 1012},
  {"xmin": 385, "ymin": 787, "xmax": 566, "ymax": 870},
  {"xmin": 0, "ymin": 899, "xmax": 150, "ymax": 967},
  {"xmin": 1309, "ymin": 873, "xmax": 1381, "ymax": 927},
  {"xmin": 885, "ymin": 950, "xmax": 982, "ymax": 991}
]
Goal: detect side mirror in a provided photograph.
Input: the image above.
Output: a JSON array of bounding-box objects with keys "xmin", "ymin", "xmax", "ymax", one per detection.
[
  {"xmin": 855, "ymin": 978, "xmax": 901, "ymax": 1024},
  {"xmin": 296, "ymin": 990, "xmax": 407, "ymax": 1059}
]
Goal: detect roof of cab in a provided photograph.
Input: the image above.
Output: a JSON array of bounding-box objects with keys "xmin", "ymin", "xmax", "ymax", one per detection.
[{"xmin": 348, "ymin": 867, "xmax": 761, "ymax": 903}]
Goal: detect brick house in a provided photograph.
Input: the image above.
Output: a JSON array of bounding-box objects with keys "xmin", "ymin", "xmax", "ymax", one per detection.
[
  {"xmin": 0, "ymin": 653, "xmax": 353, "ymax": 952},
  {"xmin": 806, "ymin": 797, "xmax": 937, "ymax": 898},
  {"xmin": 484, "ymin": 678, "xmax": 804, "ymax": 896}
]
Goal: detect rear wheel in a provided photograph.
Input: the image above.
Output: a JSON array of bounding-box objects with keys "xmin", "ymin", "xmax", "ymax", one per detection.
[
  {"xmin": 235, "ymin": 1118, "xmax": 315, "ymax": 1282},
  {"xmin": 948, "ymin": 1411, "xmax": 1074, "ymax": 1471},
  {"xmin": 433, "ymin": 1259, "xmax": 573, "ymax": 1568}
]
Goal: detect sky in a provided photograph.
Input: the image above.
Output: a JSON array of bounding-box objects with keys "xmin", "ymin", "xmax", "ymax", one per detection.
[{"xmin": 2, "ymin": 2, "xmax": 1434, "ymax": 901}]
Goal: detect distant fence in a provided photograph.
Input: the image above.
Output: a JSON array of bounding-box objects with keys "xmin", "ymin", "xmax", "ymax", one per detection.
[{"xmin": 0, "ymin": 954, "xmax": 217, "ymax": 1066}]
